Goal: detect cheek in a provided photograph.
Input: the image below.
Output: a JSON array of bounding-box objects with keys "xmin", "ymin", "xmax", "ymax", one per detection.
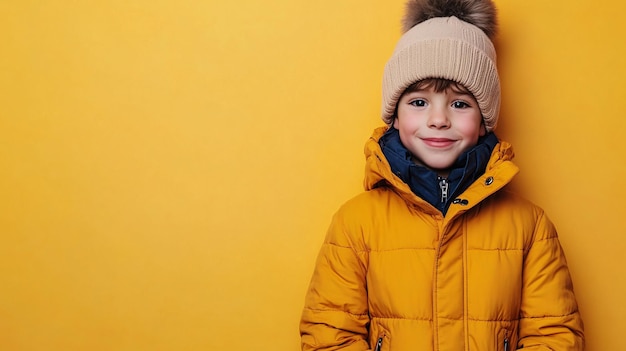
[
  {"xmin": 458, "ymin": 115, "xmax": 484, "ymax": 139},
  {"xmin": 395, "ymin": 108, "xmax": 420, "ymax": 130},
  {"xmin": 394, "ymin": 105, "xmax": 410, "ymax": 129},
  {"xmin": 395, "ymin": 118, "xmax": 418, "ymax": 138},
  {"xmin": 465, "ymin": 127, "xmax": 482, "ymax": 141}
]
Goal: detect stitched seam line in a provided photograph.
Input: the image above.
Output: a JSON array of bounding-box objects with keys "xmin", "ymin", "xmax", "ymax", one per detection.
[
  {"xmin": 324, "ymin": 242, "xmax": 436, "ymax": 253},
  {"xmin": 439, "ymin": 316, "xmax": 521, "ymax": 322},
  {"xmin": 368, "ymin": 248, "xmax": 436, "ymax": 253},
  {"xmin": 370, "ymin": 316, "xmax": 433, "ymax": 321},
  {"xmin": 304, "ymin": 307, "xmax": 368, "ymax": 317},
  {"xmin": 467, "ymin": 248, "xmax": 524, "ymax": 251},
  {"xmin": 520, "ymin": 310, "xmax": 580, "ymax": 319}
]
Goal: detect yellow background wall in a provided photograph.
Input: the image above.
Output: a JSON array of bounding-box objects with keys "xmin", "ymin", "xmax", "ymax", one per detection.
[{"xmin": 1, "ymin": 0, "xmax": 624, "ymax": 350}]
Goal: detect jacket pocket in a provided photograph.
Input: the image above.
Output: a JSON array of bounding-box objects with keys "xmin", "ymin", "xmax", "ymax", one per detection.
[
  {"xmin": 373, "ymin": 332, "xmax": 389, "ymax": 351},
  {"xmin": 498, "ymin": 328, "xmax": 511, "ymax": 351}
]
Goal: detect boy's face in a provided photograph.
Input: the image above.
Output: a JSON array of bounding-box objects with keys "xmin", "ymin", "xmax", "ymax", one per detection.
[{"xmin": 393, "ymin": 85, "xmax": 485, "ymax": 177}]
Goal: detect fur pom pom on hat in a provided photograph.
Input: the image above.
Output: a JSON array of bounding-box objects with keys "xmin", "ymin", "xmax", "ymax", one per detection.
[
  {"xmin": 382, "ymin": 0, "xmax": 501, "ymax": 131},
  {"xmin": 402, "ymin": 0, "xmax": 497, "ymax": 37}
]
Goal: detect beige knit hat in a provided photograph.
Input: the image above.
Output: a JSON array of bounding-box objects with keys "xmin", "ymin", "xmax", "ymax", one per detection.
[{"xmin": 382, "ymin": 0, "xmax": 500, "ymax": 131}]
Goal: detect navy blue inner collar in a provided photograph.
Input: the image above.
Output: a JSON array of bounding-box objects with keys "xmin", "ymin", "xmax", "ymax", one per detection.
[{"xmin": 379, "ymin": 127, "xmax": 499, "ymax": 214}]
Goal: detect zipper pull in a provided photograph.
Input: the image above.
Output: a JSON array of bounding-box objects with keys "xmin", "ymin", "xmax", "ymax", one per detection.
[
  {"xmin": 374, "ymin": 337, "xmax": 383, "ymax": 351},
  {"xmin": 503, "ymin": 328, "xmax": 511, "ymax": 351},
  {"xmin": 438, "ymin": 177, "xmax": 449, "ymax": 204}
]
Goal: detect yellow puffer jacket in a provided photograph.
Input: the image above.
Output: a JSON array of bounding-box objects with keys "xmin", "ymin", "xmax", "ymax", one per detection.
[{"xmin": 300, "ymin": 127, "xmax": 584, "ymax": 351}]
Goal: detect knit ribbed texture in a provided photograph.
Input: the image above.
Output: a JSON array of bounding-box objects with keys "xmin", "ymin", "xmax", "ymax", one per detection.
[{"xmin": 382, "ymin": 16, "xmax": 500, "ymax": 131}]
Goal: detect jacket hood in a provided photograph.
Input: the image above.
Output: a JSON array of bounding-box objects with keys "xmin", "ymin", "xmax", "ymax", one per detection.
[{"xmin": 363, "ymin": 126, "xmax": 518, "ymax": 215}]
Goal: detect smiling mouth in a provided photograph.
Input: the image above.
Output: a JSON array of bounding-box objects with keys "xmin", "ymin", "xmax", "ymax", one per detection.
[{"xmin": 422, "ymin": 138, "xmax": 455, "ymax": 147}]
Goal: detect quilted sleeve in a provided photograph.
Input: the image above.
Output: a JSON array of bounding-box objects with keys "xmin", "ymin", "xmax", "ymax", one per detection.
[
  {"xmin": 517, "ymin": 211, "xmax": 585, "ymax": 350},
  {"xmin": 299, "ymin": 210, "xmax": 371, "ymax": 351}
]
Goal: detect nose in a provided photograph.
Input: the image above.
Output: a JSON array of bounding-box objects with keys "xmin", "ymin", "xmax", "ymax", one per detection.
[{"xmin": 427, "ymin": 107, "xmax": 450, "ymax": 129}]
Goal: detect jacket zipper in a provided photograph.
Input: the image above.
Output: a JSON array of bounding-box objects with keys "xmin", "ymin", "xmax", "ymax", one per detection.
[
  {"xmin": 438, "ymin": 177, "xmax": 449, "ymax": 204},
  {"xmin": 503, "ymin": 329, "xmax": 510, "ymax": 351},
  {"xmin": 374, "ymin": 337, "xmax": 383, "ymax": 351}
]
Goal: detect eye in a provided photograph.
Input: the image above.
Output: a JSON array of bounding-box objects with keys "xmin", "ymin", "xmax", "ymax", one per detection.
[
  {"xmin": 452, "ymin": 101, "xmax": 471, "ymax": 109},
  {"xmin": 409, "ymin": 99, "xmax": 426, "ymax": 107}
]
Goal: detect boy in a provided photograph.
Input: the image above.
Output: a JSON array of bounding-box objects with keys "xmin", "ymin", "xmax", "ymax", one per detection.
[{"xmin": 299, "ymin": 0, "xmax": 585, "ymax": 350}]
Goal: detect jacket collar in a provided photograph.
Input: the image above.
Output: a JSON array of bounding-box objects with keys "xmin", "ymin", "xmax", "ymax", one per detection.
[
  {"xmin": 363, "ymin": 126, "xmax": 519, "ymax": 217},
  {"xmin": 379, "ymin": 127, "xmax": 499, "ymax": 215}
]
